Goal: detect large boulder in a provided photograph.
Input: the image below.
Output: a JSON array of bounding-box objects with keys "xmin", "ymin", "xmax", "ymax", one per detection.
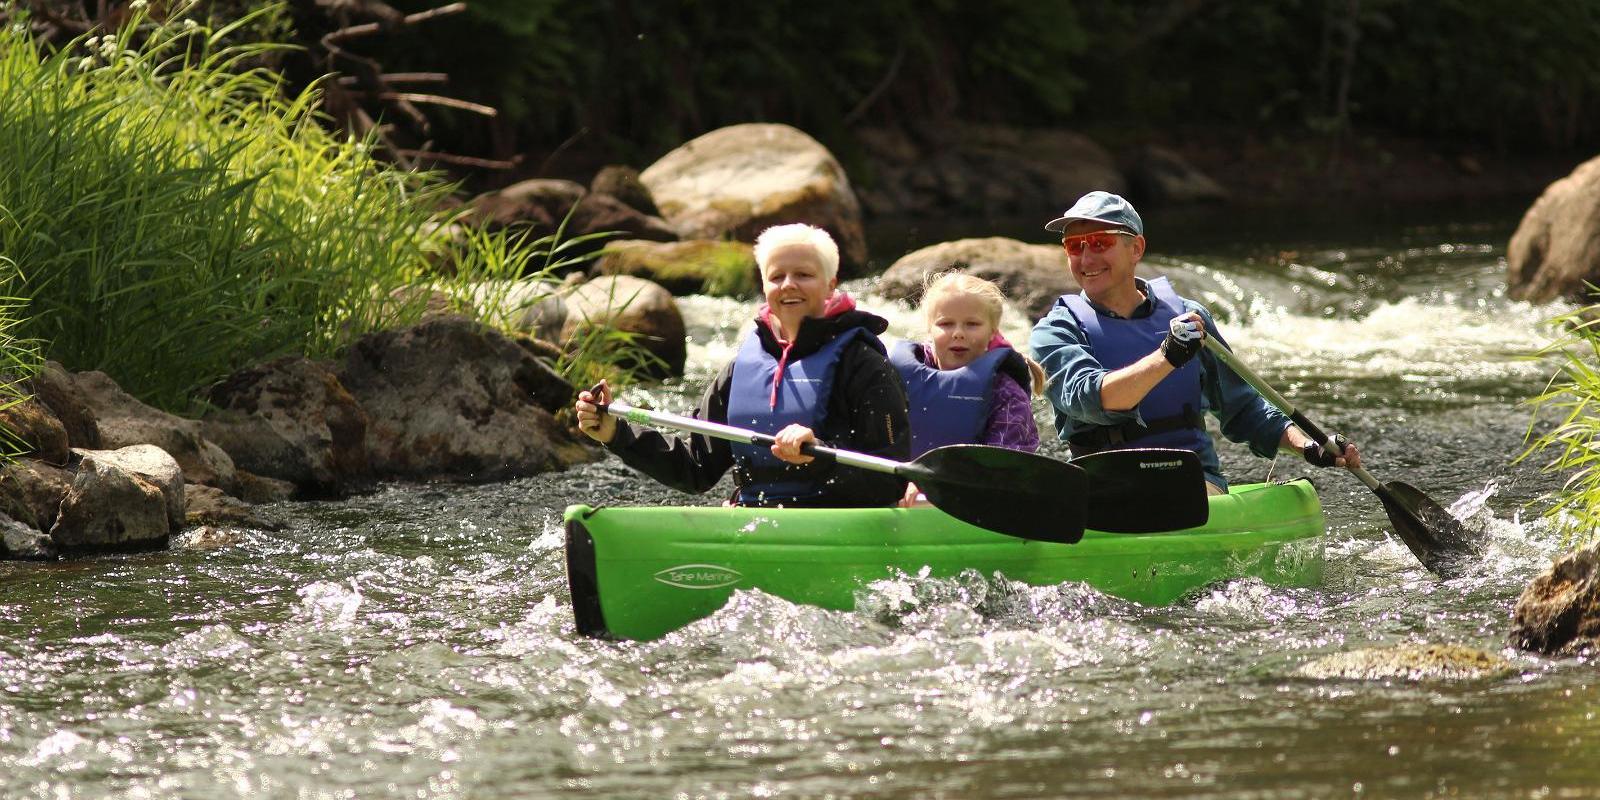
[
  {"xmin": 28, "ymin": 361, "xmax": 100, "ymax": 450},
  {"xmin": 0, "ymin": 398, "xmax": 69, "ymax": 465},
  {"xmin": 1508, "ymin": 154, "xmax": 1600, "ymax": 303},
  {"xmin": 1125, "ymin": 145, "xmax": 1230, "ymax": 205},
  {"xmin": 462, "ymin": 178, "xmax": 677, "ymax": 265},
  {"xmin": 0, "ymin": 458, "xmax": 72, "ymax": 533},
  {"xmin": 1295, "ymin": 643, "xmax": 1512, "ymax": 681},
  {"xmin": 464, "ymin": 178, "xmax": 586, "ymax": 230},
  {"xmin": 1510, "ymin": 543, "xmax": 1600, "ymax": 656},
  {"xmin": 878, "ymin": 237, "xmax": 1076, "ymax": 321},
  {"xmin": 560, "ymin": 275, "xmax": 687, "ymax": 378},
  {"xmin": 591, "ymin": 165, "xmax": 660, "ymax": 217},
  {"xmin": 201, "ymin": 357, "xmax": 371, "ymax": 498},
  {"xmin": 338, "ymin": 315, "xmax": 594, "ymax": 482},
  {"xmin": 568, "ymin": 193, "xmax": 678, "ymax": 245},
  {"xmin": 184, "ymin": 484, "xmax": 285, "ymax": 531},
  {"xmin": 591, "ymin": 240, "xmax": 758, "ymax": 298},
  {"xmin": 640, "ymin": 123, "xmax": 869, "ymax": 277},
  {"xmin": 77, "ymin": 443, "xmax": 186, "ymax": 533},
  {"xmin": 50, "ymin": 448, "xmax": 180, "ymax": 553},
  {"xmin": 460, "ymin": 279, "xmax": 568, "ymax": 341},
  {"xmin": 67, "ymin": 370, "xmax": 237, "ymax": 493},
  {"xmin": 0, "ymin": 512, "xmax": 54, "ymax": 560}
]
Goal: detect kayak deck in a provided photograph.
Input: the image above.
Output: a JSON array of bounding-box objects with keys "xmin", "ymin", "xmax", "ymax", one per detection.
[{"xmin": 564, "ymin": 480, "xmax": 1324, "ymax": 641}]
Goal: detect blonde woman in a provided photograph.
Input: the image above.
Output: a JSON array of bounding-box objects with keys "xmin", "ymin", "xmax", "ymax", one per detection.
[{"xmin": 575, "ymin": 223, "xmax": 910, "ymax": 508}]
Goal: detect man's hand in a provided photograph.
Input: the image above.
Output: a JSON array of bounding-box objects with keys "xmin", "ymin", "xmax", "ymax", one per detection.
[
  {"xmin": 1302, "ymin": 434, "xmax": 1360, "ymax": 469},
  {"xmin": 1161, "ymin": 312, "xmax": 1205, "ymax": 368}
]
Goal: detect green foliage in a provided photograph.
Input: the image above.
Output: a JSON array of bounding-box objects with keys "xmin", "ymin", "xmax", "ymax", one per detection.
[
  {"xmin": 371, "ymin": 0, "xmax": 1091, "ymax": 162},
  {"xmin": 1520, "ymin": 301, "xmax": 1600, "ymax": 547},
  {"xmin": 354, "ymin": 0, "xmax": 1597, "ymax": 163},
  {"xmin": 1353, "ymin": 0, "xmax": 1600, "ymax": 150},
  {"xmin": 0, "ymin": 4, "xmax": 645, "ymax": 411},
  {"xmin": 0, "ymin": 261, "xmax": 41, "ymax": 465}
]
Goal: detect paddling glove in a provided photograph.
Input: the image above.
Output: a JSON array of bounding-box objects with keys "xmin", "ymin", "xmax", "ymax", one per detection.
[
  {"xmin": 1302, "ymin": 434, "xmax": 1349, "ymax": 468},
  {"xmin": 1161, "ymin": 317, "xmax": 1204, "ymax": 367}
]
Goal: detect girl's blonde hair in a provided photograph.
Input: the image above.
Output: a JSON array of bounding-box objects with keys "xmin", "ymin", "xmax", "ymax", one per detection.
[
  {"xmin": 753, "ymin": 223, "xmax": 841, "ymax": 283},
  {"xmin": 920, "ymin": 271, "xmax": 1046, "ymax": 396}
]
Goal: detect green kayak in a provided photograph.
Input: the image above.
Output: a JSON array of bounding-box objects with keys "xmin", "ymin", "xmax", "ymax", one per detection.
[{"xmin": 564, "ymin": 479, "xmax": 1324, "ymax": 641}]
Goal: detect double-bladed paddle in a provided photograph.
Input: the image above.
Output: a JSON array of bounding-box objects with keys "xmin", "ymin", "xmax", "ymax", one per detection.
[
  {"xmin": 591, "ymin": 396, "xmax": 1089, "ymax": 543},
  {"xmin": 1202, "ymin": 338, "xmax": 1481, "ymax": 576},
  {"xmin": 1072, "ymin": 448, "xmax": 1210, "ymax": 533}
]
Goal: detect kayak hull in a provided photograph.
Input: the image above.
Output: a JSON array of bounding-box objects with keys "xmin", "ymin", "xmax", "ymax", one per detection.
[{"xmin": 564, "ymin": 480, "xmax": 1324, "ymax": 641}]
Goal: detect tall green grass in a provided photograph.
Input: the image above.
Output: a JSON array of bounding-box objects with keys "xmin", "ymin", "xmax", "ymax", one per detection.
[
  {"xmin": 0, "ymin": 4, "xmax": 584, "ymax": 411},
  {"xmin": 0, "ymin": 254, "xmax": 41, "ymax": 462},
  {"xmin": 1521, "ymin": 301, "xmax": 1600, "ymax": 548}
]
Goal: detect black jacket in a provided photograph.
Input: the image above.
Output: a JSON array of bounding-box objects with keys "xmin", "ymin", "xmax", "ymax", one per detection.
[{"xmin": 606, "ymin": 308, "xmax": 910, "ymax": 507}]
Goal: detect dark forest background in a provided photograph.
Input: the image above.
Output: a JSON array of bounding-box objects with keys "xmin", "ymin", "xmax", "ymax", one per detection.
[
  {"xmin": 296, "ymin": 0, "xmax": 1598, "ymax": 185},
  {"xmin": 14, "ymin": 0, "xmax": 1599, "ymax": 196}
]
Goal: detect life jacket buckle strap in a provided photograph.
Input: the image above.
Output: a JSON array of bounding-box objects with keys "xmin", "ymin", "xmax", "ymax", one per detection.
[{"xmin": 1068, "ymin": 405, "xmax": 1203, "ymax": 450}]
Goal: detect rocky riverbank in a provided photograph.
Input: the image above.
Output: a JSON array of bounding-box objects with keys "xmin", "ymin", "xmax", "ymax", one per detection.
[{"xmin": 0, "ymin": 316, "xmax": 597, "ymax": 559}]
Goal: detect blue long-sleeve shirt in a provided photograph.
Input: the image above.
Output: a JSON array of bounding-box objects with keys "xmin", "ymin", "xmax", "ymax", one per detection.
[{"xmin": 1028, "ymin": 278, "xmax": 1290, "ymax": 490}]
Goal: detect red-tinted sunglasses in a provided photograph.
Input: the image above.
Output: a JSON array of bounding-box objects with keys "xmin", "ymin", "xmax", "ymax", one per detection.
[{"xmin": 1063, "ymin": 230, "xmax": 1136, "ymax": 256}]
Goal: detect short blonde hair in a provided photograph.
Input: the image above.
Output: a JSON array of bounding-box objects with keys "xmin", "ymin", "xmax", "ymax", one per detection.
[
  {"xmin": 921, "ymin": 271, "xmax": 1005, "ymax": 329},
  {"xmin": 920, "ymin": 271, "xmax": 1046, "ymax": 395},
  {"xmin": 753, "ymin": 223, "xmax": 840, "ymax": 282}
]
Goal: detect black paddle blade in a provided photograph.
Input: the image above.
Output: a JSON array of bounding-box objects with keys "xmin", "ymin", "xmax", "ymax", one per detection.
[
  {"xmin": 1072, "ymin": 449, "xmax": 1210, "ymax": 533},
  {"xmin": 1376, "ymin": 481, "xmax": 1482, "ymax": 578},
  {"xmin": 908, "ymin": 445, "xmax": 1088, "ymax": 543}
]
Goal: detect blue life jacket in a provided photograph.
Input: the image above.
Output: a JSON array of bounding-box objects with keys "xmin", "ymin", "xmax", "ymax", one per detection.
[
  {"xmin": 890, "ymin": 340, "xmax": 1012, "ymax": 457},
  {"xmin": 726, "ymin": 326, "xmax": 868, "ymax": 505},
  {"xmin": 1058, "ymin": 277, "xmax": 1210, "ymax": 456}
]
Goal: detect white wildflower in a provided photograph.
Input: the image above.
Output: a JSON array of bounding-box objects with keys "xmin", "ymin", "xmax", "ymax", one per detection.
[
  {"xmin": 86, "ymin": 36, "xmax": 99, "ymax": 48},
  {"xmin": 130, "ymin": 0, "xmax": 148, "ymax": 8},
  {"xmin": 76, "ymin": 56, "xmax": 94, "ymax": 71},
  {"xmin": 183, "ymin": 19, "xmax": 198, "ymax": 31}
]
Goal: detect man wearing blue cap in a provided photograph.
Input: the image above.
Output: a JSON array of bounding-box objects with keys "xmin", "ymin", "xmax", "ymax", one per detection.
[{"xmin": 1029, "ymin": 191, "xmax": 1359, "ymax": 494}]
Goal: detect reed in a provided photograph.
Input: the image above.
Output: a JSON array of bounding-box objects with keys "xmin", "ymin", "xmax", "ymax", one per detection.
[
  {"xmin": 1521, "ymin": 302, "xmax": 1600, "ymax": 548},
  {"xmin": 0, "ymin": 258, "xmax": 41, "ymax": 462}
]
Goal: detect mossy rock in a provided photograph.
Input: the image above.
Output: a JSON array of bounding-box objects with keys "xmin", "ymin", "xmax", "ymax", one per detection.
[
  {"xmin": 592, "ymin": 239, "xmax": 757, "ymax": 298},
  {"xmin": 1296, "ymin": 643, "xmax": 1515, "ymax": 682}
]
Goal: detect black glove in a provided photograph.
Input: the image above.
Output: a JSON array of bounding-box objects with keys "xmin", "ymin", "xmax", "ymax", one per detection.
[
  {"xmin": 1302, "ymin": 434, "xmax": 1349, "ymax": 468},
  {"xmin": 1161, "ymin": 316, "xmax": 1204, "ymax": 367}
]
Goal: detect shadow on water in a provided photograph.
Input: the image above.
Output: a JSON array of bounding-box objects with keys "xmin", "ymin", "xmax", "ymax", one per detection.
[{"xmin": 2, "ymin": 199, "xmax": 1594, "ymax": 798}]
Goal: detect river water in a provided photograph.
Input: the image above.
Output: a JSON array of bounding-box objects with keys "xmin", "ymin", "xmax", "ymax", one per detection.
[{"xmin": 3, "ymin": 203, "xmax": 1596, "ymax": 798}]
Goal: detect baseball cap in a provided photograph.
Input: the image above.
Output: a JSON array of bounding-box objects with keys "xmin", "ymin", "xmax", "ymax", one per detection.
[{"xmin": 1044, "ymin": 191, "xmax": 1144, "ymax": 236}]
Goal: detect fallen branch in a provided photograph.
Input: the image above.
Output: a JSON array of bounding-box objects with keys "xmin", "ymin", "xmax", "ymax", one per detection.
[
  {"xmin": 322, "ymin": 2, "xmax": 467, "ymax": 43},
  {"xmin": 358, "ymin": 92, "xmax": 498, "ymax": 117},
  {"xmin": 391, "ymin": 150, "xmax": 519, "ymax": 170}
]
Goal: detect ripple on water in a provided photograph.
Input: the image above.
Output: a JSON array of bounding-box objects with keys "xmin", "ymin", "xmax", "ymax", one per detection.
[{"xmin": 6, "ymin": 227, "xmax": 1600, "ymax": 797}]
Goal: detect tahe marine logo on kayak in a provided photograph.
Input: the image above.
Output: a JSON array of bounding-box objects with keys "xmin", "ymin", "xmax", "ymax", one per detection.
[
  {"xmin": 1140, "ymin": 460, "xmax": 1185, "ymax": 470},
  {"xmin": 654, "ymin": 564, "xmax": 743, "ymax": 590}
]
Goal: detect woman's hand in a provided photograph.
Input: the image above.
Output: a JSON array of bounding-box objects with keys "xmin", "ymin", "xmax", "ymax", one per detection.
[
  {"xmin": 770, "ymin": 423, "xmax": 817, "ymax": 464},
  {"xmin": 574, "ymin": 381, "xmax": 617, "ymax": 444}
]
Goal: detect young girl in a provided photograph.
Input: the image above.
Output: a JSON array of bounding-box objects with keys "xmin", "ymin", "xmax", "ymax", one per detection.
[{"xmin": 890, "ymin": 272, "xmax": 1045, "ymax": 506}]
